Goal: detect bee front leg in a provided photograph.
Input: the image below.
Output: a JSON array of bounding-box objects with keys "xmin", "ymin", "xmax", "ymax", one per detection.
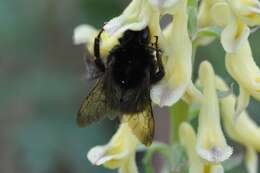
[
  {"xmin": 151, "ymin": 36, "xmax": 165, "ymax": 84},
  {"xmin": 94, "ymin": 28, "xmax": 106, "ymax": 72}
]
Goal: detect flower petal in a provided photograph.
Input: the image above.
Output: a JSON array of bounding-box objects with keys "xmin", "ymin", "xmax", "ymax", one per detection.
[
  {"xmin": 119, "ymin": 152, "xmax": 138, "ymax": 173},
  {"xmin": 234, "ymin": 86, "xmax": 250, "ymax": 120},
  {"xmin": 210, "ymin": 2, "xmax": 232, "ymax": 27},
  {"xmin": 245, "ymin": 146, "xmax": 258, "ymax": 173},
  {"xmin": 228, "ymin": 0, "xmax": 260, "ymax": 26},
  {"xmin": 221, "ymin": 18, "xmax": 250, "ymax": 53},
  {"xmin": 225, "ymin": 40, "xmax": 260, "ymax": 101},
  {"xmin": 179, "ymin": 122, "xmax": 225, "ymax": 173},
  {"xmin": 147, "ymin": 0, "xmax": 180, "ymax": 14},
  {"xmin": 151, "ymin": 0, "xmax": 192, "ymax": 106},
  {"xmin": 211, "ymin": 164, "xmax": 224, "ymax": 173},
  {"xmin": 179, "ymin": 122, "xmax": 205, "ymax": 173},
  {"xmin": 87, "ymin": 145, "xmax": 128, "ymax": 167},
  {"xmin": 196, "ymin": 61, "xmax": 233, "ymax": 163},
  {"xmin": 87, "ymin": 123, "xmax": 140, "ymax": 171},
  {"xmin": 216, "ymin": 76, "xmax": 260, "ymax": 152},
  {"xmin": 104, "ymin": 0, "xmax": 149, "ymax": 37},
  {"xmin": 151, "ymin": 81, "xmax": 187, "ymax": 107},
  {"xmin": 73, "ymin": 24, "xmax": 97, "ymax": 45}
]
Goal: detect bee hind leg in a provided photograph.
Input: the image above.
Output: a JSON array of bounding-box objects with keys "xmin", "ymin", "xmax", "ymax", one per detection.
[
  {"xmin": 151, "ymin": 36, "xmax": 165, "ymax": 84},
  {"xmin": 94, "ymin": 27, "xmax": 106, "ymax": 72}
]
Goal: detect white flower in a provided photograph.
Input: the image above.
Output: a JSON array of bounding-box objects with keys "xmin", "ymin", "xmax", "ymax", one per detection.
[
  {"xmin": 196, "ymin": 61, "xmax": 233, "ymax": 163},
  {"xmin": 87, "ymin": 122, "xmax": 140, "ymax": 173}
]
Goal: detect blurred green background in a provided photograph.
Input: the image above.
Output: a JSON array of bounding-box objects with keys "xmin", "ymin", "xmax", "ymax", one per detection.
[{"xmin": 0, "ymin": 0, "xmax": 259, "ymax": 173}]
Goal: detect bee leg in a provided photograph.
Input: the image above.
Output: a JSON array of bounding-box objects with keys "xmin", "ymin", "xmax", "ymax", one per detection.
[
  {"xmin": 94, "ymin": 28, "xmax": 106, "ymax": 72},
  {"xmin": 151, "ymin": 36, "xmax": 165, "ymax": 84}
]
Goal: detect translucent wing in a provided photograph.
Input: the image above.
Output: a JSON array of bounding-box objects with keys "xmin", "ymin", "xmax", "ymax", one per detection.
[
  {"xmin": 121, "ymin": 104, "xmax": 155, "ymax": 146},
  {"xmin": 77, "ymin": 79, "xmax": 115, "ymax": 127},
  {"xmin": 84, "ymin": 55, "xmax": 103, "ymax": 80}
]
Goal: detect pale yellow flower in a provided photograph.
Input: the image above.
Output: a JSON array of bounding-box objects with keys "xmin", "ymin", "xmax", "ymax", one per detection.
[
  {"xmin": 196, "ymin": 0, "xmax": 232, "ymax": 45},
  {"xmin": 196, "ymin": 61, "xmax": 233, "ymax": 163},
  {"xmin": 73, "ymin": 24, "xmax": 118, "ymax": 58},
  {"xmin": 73, "ymin": 0, "xmax": 165, "ymax": 58},
  {"xmin": 216, "ymin": 76, "xmax": 260, "ymax": 173},
  {"xmin": 104, "ymin": 0, "xmax": 153, "ymax": 37},
  {"xmin": 227, "ymin": 0, "xmax": 260, "ymax": 26},
  {"xmin": 179, "ymin": 122, "xmax": 224, "ymax": 173},
  {"xmin": 225, "ymin": 40, "xmax": 260, "ymax": 117},
  {"xmin": 147, "ymin": 0, "xmax": 180, "ymax": 15},
  {"xmin": 221, "ymin": 17, "xmax": 250, "ymax": 53},
  {"xmin": 210, "ymin": 1, "xmax": 233, "ymax": 27},
  {"xmin": 215, "ymin": 76, "xmax": 260, "ymax": 151},
  {"xmin": 150, "ymin": 0, "xmax": 192, "ymax": 106},
  {"xmin": 87, "ymin": 122, "xmax": 140, "ymax": 173}
]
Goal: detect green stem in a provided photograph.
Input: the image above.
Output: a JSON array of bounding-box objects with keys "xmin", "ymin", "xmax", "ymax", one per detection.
[{"xmin": 170, "ymin": 100, "xmax": 189, "ymax": 144}]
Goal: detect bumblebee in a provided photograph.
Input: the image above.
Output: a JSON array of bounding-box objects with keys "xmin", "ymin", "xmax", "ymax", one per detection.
[{"xmin": 77, "ymin": 26, "xmax": 165, "ymax": 146}]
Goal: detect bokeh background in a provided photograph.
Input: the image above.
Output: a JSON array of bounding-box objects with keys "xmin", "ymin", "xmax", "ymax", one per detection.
[{"xmin": 0, "ymin": 0, "xmax": 259, "ymax": 173}]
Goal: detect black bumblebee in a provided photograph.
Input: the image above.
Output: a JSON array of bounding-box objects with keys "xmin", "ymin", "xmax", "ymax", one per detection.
[{"xmin": 77, "ymin": 26, "xmax": 165, "ymax": 146}]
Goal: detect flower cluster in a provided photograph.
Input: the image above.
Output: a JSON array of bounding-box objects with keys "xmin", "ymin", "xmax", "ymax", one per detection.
[{"xmin": 74, "ymin": 0, "xmax": 260, "ymax": 172}]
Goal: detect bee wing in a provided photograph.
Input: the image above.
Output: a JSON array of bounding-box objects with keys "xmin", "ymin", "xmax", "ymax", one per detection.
[
  {"xmin": 122, "ymin": 104, "xmax": 155, "ymax": 146},
  {"xmin": 84, "ymin": 56, "xmax": 103, "ymax": 80},
  {"xmin": 77, "ymin": 79, "xmax": 116, "ymax": 127}
]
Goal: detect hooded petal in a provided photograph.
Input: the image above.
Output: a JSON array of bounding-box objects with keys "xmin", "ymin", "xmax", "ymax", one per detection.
[
  {"xmin": 221, "ymin": 18, "xmax": 250, "ymax": 53},
  {"xmin": 225, "ymin": 40, "xmax": 260, "ymax": 116},
  {"xmin": 215, "ymin": 76, "xmax": 260, "ymax": 152},
  {"xmin": 87, "ymin": 122, "xmax": 140, "ymax": 173},
  {"xmin": 150, "ymin": 0, "xmax": 192, "ymax": 107},
  {"xmin": 104, "ymin": 0, "xmax": 163, "ymax": 37},
  {"xmin": 234, "ymin": 85, "xmax": 250, "ymax": 120},
  {"xmin": 104, "ymin": 0, "xmax": 147, "ymax": 36},
  {"xmin": 210, "ymin": 2, "xmax": 232, "ymax": 27},
  {"xmin": 227, "ymin": 0, "xmax": 260, "ymax": 26},
  {"xmin": 196, "ymin": 61, "xmax": 233, "ymax": 163},
  {"xmin": 196, "ymin": 0, "xmax": 231, "ymax": 46},
  {"xmin": 179, "ymin": 122, "xmax": 224, "ymax": 173}
]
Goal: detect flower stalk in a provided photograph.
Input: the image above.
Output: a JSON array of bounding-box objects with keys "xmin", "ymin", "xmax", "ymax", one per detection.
[{"xmin": 73, "ymin": 0, "xmax": 260, "ymax": 172}]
